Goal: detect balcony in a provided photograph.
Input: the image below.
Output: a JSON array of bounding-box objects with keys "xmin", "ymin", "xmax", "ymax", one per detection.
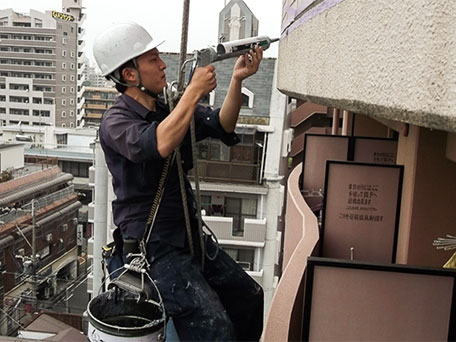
[
  {"xmin": 189, "ymin": 160, "xmax": 260, "ymax": 184},
  {"xmin": 88, "ymin": 201, "xmax": 94, "ymax": 223},
  {"xmin": 87, "ymin": 236, "xmax": 94, "ymax": 259},
  {"xmin": 203, "ymin": 216, "xmax": 266, "ymax": 246},
  {"xmin": 84, "ymin": 103, "xmax": 108, "ymax": 110},
  {"xmin": 88, "ymin": 165, "xmax": 95, "ymax": 186}
]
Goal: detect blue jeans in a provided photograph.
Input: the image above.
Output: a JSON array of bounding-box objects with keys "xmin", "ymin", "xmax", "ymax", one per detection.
[{"xmin": 147, "ymin": 236, "xmax": 264, "ymax": 341}]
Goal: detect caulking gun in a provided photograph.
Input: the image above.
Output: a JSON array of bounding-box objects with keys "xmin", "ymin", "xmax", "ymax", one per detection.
[
  {"xmin": 164, "ymin": 35, "xmax": 279, "ymax": 103},
  {"xmin": 194, "ymin": 35, "xmax": 280, "ymax": 67}
]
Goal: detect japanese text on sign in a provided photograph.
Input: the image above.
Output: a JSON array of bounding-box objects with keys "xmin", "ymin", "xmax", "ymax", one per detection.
[
  {"xmin": 340, "ymin": 183, "xmax": 383, "ymax": 222},
  {"xmin": 52, "ymin": 11, "xmax": 75, "ymax": 22},
  {"xmin": 373, "ymin": 152, "xmax": 395, "ymax": 164}
]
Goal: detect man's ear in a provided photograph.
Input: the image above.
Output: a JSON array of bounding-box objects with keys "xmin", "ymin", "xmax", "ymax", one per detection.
[{"xmin": 121, "ymin": 67, "xmax": 138, "ymax": 84}]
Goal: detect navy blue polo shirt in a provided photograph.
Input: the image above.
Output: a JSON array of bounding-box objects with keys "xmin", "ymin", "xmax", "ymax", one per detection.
[{"xmin": 99, "ymin": 94, "xmax": 239, "ymax": 249}]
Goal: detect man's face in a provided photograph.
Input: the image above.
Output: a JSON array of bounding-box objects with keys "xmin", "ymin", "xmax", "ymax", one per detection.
[{"xmin": 136, "ymin": 48, "xmax": 167, "ymax": 94}]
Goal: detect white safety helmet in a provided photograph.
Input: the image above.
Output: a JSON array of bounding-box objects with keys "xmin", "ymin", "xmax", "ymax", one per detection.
[{"xmin": 93, "ymin": 22, "xmax": 164, "ymax": 77}]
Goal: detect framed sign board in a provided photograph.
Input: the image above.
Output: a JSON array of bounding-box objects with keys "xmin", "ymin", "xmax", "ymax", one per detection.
[
  {"xmin": 303, "ymin": 257, "xmax": 456, "ymax": 341},
  {"xmin": 301, "ymin": 134, "xmax": 350, "ymax": 192},
  {"xmin": 321, "ymin": 161, "xmax": 403, "ymax": 263},
  {"xmin": 301, "ymin": 134, "xmax": 397, "ymax": 196},
  {"xmin": 353, "ymin": 137, "xmax": 397, "ymax": 164}
]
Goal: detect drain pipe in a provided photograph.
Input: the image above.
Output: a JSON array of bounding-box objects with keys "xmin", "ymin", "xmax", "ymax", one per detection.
[{"xmin": 92, "ymin": 133, "xmax": 108, "ymax": 294}]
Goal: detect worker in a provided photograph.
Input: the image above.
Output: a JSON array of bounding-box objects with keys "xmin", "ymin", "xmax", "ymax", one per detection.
[{"xmin": 93, "ymin": 22, "xmax": 264, "ymax": 341}]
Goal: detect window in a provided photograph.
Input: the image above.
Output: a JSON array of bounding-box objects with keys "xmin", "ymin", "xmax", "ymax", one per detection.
[
  {"xmin": 70, "ymin": 87, "xmax": 74, "ymax": 93},
  {"xmin": 62, "ymin": 87, "xmax": 66, "ymax": 93},
  {"xmin": 33, "ymin": 110, "xmax": 50, "ymax": 117},
  {"xmin": 197, "ymin": 140, "xmax": 230, "ymax": 161},
  {"xmin": 70, "ymin": 122, "xmax": 74, "ymax": 128},
  {"xmin": 230, "ymin": 145, "xmax": 254, "ymax": 163},
  {"xmin": 241, "ymin": 94, "xmax": 249, "ymax": 107},
  {"xmin": 9, "ymin": 83, "xmax": 29, "ymax": 91},
  {"xmin": 210, "ymin": 141, "xmax": 230, "ymax": 161},
  {"xmin": 241, "ymin": 87, "xmax": 254, "ymax": 108},
  {"xmin": 62, "ymin": 99, "xmax": 66, "ymax": 105},
  {"xmin": 56, "ymin": 133, "xmax": 68, "ymax": 146},
  {"xmin": 200, "ymin": 195, "xmax": 211, "ymax": 216},
  {"xmin": 62, "ymin": 62, "xmax": 66, "ymax": 69},
  {"xmin": 62, "ymin": 123, "xmax": 66, "ymax": 128},
  {"xmin": 70, "ymin": 98, "xmax": 74, "ymax": 105},
  {"xmin": 70, "ymin": 110, "xmax": 74, "ymax": 117},
  {"xmin": 9, "ymin": 96, "xmax": 29, "ymax": 103},
  {"xmin": 70, "ymin": 51, "xmax": 75, "ymax": 58},
  {"xmin": 70, "ymin": 75, "xmax": 75, "ymax": 81},
  {"xmin": 10, "ymin": 108, "xmax": 29, "ymax": 115},
  {"xmin": 223, "ymin": 247, "xmax": 255, "ymax": 271},
  {"xmin": 62, "ymin": 111, "xmax": 66, "ymax": 117},
  {"xmin": 225, "ymin": 197, "xmax": 257, "ymax": 235},
  {"xmin": 59, "ymin": 160, "xmax": 90, "ymax": 177},
  {"xmin": 230, "ymin": 128, "xmax": 258, "ymax": 163},
  {"xmin": 62, "ymin": 50, "xmax": 67, "ymax": 57},
  {"xmin": 70, "ymin": 63, "xmax": 75, "ymax": 70},
  {"xmin": 201, "ymin": 194, "xmax": 258, "ymax": 234}
]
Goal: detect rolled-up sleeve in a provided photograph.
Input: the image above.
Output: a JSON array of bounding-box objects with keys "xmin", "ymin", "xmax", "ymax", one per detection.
[
  {"xmin": 194, "ymin": 106, "xmax": 240, "ymax": 146},
  {"xmin": 100, "ymin": 111, "xmax": 164, "ymax": 163}
]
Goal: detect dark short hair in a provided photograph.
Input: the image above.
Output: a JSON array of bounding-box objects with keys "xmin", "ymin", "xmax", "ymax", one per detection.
[{"xmin": 109, "ymin": 60, "xmax": 136, "ymax": 93}]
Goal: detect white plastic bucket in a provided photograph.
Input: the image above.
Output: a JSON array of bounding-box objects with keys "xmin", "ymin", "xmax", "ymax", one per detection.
[{"xmin": 87, "ymin": 291, "xmax": 165, "ymax": 341}]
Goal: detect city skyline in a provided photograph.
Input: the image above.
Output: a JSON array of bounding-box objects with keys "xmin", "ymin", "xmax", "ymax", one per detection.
[{"xmin": 0, "ymin": 0, "xmax": 282, "ymax": 68}]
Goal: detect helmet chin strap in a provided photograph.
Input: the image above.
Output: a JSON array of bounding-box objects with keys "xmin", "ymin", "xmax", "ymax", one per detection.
[{"xmin": 132, "ymin": 58, "xmax": 160, "ymax": 99}]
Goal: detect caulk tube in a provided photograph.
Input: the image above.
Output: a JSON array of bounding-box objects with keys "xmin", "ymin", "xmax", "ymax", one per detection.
[{"xmin": 216, "ymin": 35, "xmax": 279, "ymax": 56}]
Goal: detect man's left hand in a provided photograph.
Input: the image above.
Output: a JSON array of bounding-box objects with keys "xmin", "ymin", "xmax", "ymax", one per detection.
[{"xmin": 232, "ymin": 46, "xmax": 263, "ymax": 81}]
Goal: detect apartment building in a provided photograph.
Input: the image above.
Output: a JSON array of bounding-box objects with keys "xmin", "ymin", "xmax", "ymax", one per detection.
[
  {"xmin": 0, "ymin": 0, "xmax": 85, "ymax": 128},
  {"xmin": 81, "ymin": 86, "xmax": 118, "ymax": 127}
]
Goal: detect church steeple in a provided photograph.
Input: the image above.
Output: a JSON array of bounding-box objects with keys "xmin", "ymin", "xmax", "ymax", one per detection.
[{"xmin": 218, "ymin": 0, "xmax": 259, "ymax": 43}]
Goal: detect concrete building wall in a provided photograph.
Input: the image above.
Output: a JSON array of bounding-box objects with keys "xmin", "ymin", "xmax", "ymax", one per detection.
[
  {"xmin": 0, "ymin": 144, "xmax": 24, "ymax": 171},
  {"xmin": 278, "ymin": 0, "xmax": 456, "ymax": 132}
]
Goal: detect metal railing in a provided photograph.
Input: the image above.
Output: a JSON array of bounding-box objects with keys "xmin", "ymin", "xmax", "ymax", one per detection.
[
  {"xmin": 21, "ymin": 185, "xmax": 75, "ymax": 212},
  {"xmin": 0, "ymin": 185, "xmax": 77, "ymax": 225}
]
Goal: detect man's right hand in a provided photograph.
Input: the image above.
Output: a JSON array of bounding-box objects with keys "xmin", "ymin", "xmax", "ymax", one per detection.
[{"xmin": 188, "ymin": 65, "xmax": 217, "ymax": 99}]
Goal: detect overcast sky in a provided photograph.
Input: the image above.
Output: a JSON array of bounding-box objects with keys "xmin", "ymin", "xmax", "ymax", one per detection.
[{"xmin": 1, "ymin": 0, "xmax": 282, "ymax": 66}]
